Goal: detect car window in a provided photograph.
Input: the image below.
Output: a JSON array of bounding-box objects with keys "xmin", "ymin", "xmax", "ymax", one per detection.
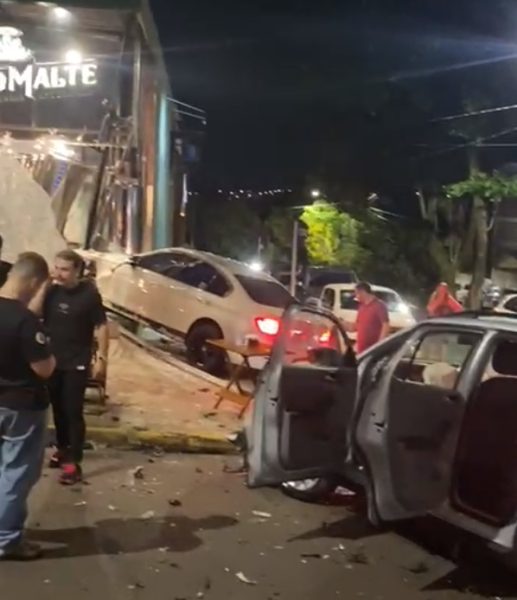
[
  {"xmin": 340, "ymin": 290, "xmax": 401, "ymax": 311},
  {"xmin": 235, "ymin": 275, "xmax": 292, "ymax": 308},
  {"xmin": 282, "ymin": 308, "xmax": 354, "ymax": 368},
  {"xmin": 394, "ymin": 330, "xmax": 480, "ymax": 390},
  {"xmin": 503, "ymin": 297, "xmax": 517, "ymax": 313},
  {"xmin": 322, "ymin": 288, "xmax": 335, "ymax": 309},
  {"xmin": 174, "ymin": 262, "xmax": 230, "ymax": 297},
  {"xmin": 138, "ymin": 251, "xmax": 194, "ymax": 275}
]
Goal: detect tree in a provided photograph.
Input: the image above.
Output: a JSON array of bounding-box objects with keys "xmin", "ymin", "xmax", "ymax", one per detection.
[
  {"xmin": 300, "ymin": 201, "xmax": 363, "ymax": 267},
  {"xmin": 446, "ymin": 171, "xmax": 517, "ymax": 308}
]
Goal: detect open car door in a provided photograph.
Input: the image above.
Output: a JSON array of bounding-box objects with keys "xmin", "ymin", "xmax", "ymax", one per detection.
[
  {"xmin": 355, "ymin": 327, "xmax": 482, "ymax": 521},
  {"xmin": 247, "ymin": 304, "xmax": 357, "ymax": 488}
]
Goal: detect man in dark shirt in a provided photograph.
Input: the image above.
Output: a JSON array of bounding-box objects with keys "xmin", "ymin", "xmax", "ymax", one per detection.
[
  {"xmin": 44, "ymin": 249, "xmax": 108, "ymax": 485},
  {"xmin": 0, "ymin": 252, "xmax": 55, "ymax": 561}
]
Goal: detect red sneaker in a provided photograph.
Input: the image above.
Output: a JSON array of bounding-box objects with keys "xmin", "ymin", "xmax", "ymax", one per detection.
[{"xmin": 59, "ymin": 464, "xmax": 82, "ymax": 486}]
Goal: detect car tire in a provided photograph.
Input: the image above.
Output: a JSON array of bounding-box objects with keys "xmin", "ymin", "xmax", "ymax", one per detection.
[
  {"xmin": 186, "ymin": 322, "xmax": 227, "ymax": 375},
  {"xmin": 281, "ymin": 477, "xmax": 338, "ymax": 503}
]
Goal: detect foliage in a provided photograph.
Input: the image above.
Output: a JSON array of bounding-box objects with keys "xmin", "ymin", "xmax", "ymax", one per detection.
[
  {"xmin": 300, "ymin": 201, "xmax": 364, "ymax": 267},
  {"xmin": 446, "ymin": 171, "xmax": 517, "ymax": 203}
]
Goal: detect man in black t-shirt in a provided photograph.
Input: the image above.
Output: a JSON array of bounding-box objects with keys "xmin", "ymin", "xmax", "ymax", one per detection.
[
  {"xmin": 0, "ymin": 253, "xmax": 55, "ymax": 561},
  {"xmin": 43, "ymin": 249, "xmax": 108, "ymax": 485}
]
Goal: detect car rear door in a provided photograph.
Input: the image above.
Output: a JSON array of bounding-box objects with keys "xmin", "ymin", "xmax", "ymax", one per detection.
[
  {"xmin": 247, "ymin": 304, "xmax": 358, "ymax": 487},
  {"xmin": 355, "ymin": 327, "xmax": 483, "ymax": 520}
]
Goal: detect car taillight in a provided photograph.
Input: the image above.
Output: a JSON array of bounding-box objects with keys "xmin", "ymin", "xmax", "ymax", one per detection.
[
  {"xmin": 255, "ymin": 317, "xmax": 280, "ymax": 336},
  {"xmin": 319, "ymin": 329, "xmax": 331, "ymax": 344}
]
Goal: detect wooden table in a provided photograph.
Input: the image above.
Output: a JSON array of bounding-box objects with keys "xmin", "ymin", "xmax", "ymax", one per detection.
[{"xmin": 208, "ymin": 339, "xmax": 272, "ymax": 418}]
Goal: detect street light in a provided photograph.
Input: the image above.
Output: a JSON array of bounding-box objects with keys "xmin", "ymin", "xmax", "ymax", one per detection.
[
  {"xmin": 64, "ymin": 49, "xmax": 82, "ymax": 64},
  {"xmin": 51, "ymin": 6, "xmax": 72, "ymax": 20},
  {"xmin": 249, "ymin": 260, "xmax": 264, "ymax": 272},
  {"xmin": 311, "ymin": 189, "xmax": 321, "ymax": 199}
]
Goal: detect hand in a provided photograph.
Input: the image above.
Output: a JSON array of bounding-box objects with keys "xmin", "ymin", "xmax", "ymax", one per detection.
[{"xmin": 92, "ymin": 358, "xmax": 107, "ymax": 381}]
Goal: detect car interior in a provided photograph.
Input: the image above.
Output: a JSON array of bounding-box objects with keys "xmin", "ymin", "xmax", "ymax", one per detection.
[
  {"xmin": 276, "ymin": 313, "xmax": 357, "ymax": 472},
  {"xmin": 453, "ymin": 339, "xmax": 517, "ymax": 525}
]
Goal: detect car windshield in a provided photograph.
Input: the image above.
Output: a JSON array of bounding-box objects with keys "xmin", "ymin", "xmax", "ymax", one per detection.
[
  {"xmin": 340, "ymin": 290, "xmax": 402, "ymax": 311},
  {"xmin": 236, "ymin": 275, "xmax": 293, "ymax": 308}
]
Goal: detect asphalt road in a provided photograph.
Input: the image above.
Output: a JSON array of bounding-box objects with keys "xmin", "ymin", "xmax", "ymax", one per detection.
[{"xmin": 3, "ymin": 450, "xmax": 517, "ymax": 600}]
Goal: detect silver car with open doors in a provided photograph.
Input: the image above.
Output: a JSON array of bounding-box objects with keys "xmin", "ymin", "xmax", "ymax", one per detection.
[{"xmin": 247, "ymin": 304, "xmax": 517, "ymax": 568}]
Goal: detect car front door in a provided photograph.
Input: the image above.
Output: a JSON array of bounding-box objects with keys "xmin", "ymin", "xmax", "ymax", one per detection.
[
  {"xmin": 355, "ymin": 326, "xmax": 483, "ymax": 521},
  {"xmin": 247, "ymin": 304, "xmax": 358, "ymax": 487}
]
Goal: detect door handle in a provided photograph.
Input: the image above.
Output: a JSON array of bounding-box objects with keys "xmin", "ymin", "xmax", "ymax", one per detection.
[
  {"xmin": 445, "ymin": 391, "xmax": 462, "ymax": 403},
  {"xmin": 323, "ymin": 372, "xmax": 338, "ymax": 383}
]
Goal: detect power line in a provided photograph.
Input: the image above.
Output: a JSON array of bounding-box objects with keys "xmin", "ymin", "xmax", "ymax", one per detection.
[{"xmin": 432, "ymin": 103, "xmax": 517, "ymax": 123}]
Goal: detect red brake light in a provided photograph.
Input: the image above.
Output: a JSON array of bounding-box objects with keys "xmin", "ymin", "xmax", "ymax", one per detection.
[
  {"xmin": 319, "ymin": 329, "xmax": 331, "ymax": 344},
  {"xmin": 255, "ymin": 317, "xmax": 280, "ymax": 336}
]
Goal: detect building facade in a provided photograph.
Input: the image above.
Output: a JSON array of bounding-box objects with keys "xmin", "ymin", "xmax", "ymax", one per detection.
[{"xmin": 0, "ymin": 0, "xmax": 179, "ymax": 255}]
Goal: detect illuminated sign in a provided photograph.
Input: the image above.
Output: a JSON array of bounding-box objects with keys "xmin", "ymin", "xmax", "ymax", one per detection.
[{"xmin": 0, "ymin": 27, "xmax": 98, "ymax": 100}]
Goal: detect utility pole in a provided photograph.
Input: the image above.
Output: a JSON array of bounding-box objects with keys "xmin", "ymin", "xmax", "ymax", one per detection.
[{"xmin": 290, "ymin": 218, "xmax": 299, "ymax": 296}]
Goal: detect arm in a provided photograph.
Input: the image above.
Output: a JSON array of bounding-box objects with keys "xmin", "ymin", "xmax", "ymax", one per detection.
[
  {"xmin": 91, "ymin": 288, "xmax": 109, "ymax": 378},
  {"xmin": 20, "ymin": 313, "xmax": 56, "ymax": 379},
  {"xmin": 379, "ymin": 303, "xmax": 390, "ymax": 341},
  {"xmin": 28, "ymin": 279, "xmax": 50, "ymax": 316}
]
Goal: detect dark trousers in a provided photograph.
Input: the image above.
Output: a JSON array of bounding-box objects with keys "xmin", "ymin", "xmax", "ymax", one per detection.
[{"xmin": 49, "ymin": 369, "xmax": 89, "ymax": 465}]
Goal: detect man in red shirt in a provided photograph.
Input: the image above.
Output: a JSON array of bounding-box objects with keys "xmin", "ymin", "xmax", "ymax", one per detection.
[{"xmin": 344, "ymin": 282, "xmax": 390, "ymax": 353}]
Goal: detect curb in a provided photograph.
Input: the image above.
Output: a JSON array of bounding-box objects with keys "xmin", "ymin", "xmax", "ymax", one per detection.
[{"xmin": 49, "ymin": 426, "xmax": 238, "ymax": 455}]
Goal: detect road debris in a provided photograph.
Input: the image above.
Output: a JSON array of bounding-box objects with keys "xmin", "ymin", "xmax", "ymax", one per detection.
[
  {"xmin": 127, "ymin": 466, "xmax": 145, "ymax": 485},
  {"xmin": 74, "ymin": 501, "xmax": 87, "ymax": 507},
  {"xmin": 252, "ymin": 510, "xmax": 272, "ymax": 518},
  {"xmin": 108, "ymin": 505, "xmax": 118, "ymax": 511},
  {"xmin": 236, "ymin": 572, "xmax": 257, "ymax": 586},
  {"xmin": 140, "ymin": 510, "xmax": 155, "ymax": 520},
  {"xmin": 407, "ymin": 561, "xmax": 430, "ymax": 574},
  {"xmin": 168, "ymin": 499, "xmax": 183, "ymax": 507},
  {"xmin": 127, "ymin": 582, "xmax": 145, "ymax": 590}
]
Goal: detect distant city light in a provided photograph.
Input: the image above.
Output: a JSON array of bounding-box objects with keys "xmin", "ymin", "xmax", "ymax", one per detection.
[
  {"xmin": 249, "ymin": 260, "xmax": 264, "ymax": 272},
  {"xmin": 64, "ymin": 49, "xmax": 82, "ymax": 64}
]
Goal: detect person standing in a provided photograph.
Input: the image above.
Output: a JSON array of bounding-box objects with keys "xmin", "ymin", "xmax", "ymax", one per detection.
[
  {"xmin": 0, "ymin": 252, "xmax": 55, "ymax": 561},
  {"xmin": 427, "ymin": 282, "xmax": 463, "ymax": 317},
  {"xmin": 44, "ymin": 250, "xmax": 108, "ymax": 485},
  {"xmin": 344, "ymin": 282, "xmax": 390, "ymax": 353}
]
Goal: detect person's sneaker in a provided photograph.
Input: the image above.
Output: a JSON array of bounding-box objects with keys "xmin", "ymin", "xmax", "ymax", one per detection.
[
  {"xmin": 59, "ymin": 463, "xmax": 82, "ymax": 486},
  {"xmin": 48, "ymin": 450, "xmax": 63, "ymax": 469},
  {"xmin": 0, "ymin": 541, "xmax": 43, "ymax": 561}
]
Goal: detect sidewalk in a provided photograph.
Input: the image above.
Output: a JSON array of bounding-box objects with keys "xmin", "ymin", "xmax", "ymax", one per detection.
[{"xmin": 79, "ymin": 335, "xmax": 244, "ymax": 454}]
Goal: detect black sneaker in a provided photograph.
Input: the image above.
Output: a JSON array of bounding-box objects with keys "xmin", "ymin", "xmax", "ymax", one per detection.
[
  {"xmin": 48, "ymin": 451, "xmax": 63, "ymax": 469},
  {"xmin": 59, "ymin": 463, "xmax": 83, "ymax": 486},
  {"xmin": 1, "ymin": 541, "xmax": 43, "ymax": 561}
]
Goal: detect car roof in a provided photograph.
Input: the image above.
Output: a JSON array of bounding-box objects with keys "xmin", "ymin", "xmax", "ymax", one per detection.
[
  {"xmin": 427, "ymin": 312, "xmax": 517, "ymax": 334},
  {"xmin": 139, "ymin": 247, "xmax": 281, "ymax": 282},
  {"xmin": 324, "ymin": 283, "xmax": 397, "ymax": 294}
]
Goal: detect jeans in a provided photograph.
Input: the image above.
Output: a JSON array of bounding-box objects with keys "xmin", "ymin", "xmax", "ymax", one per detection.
[
  {"xmin": 49, "ymin": 369, "xmax": 88, "ymax": 464},
  {"xmin": 0, "ymin": 408, "xmax": 46, "ymax": 553}
]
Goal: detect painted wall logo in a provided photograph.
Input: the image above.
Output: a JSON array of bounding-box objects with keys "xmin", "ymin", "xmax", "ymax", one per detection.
[{"xmin": 0, "ymin": 27, "xmax": 98, "ymax": 100}]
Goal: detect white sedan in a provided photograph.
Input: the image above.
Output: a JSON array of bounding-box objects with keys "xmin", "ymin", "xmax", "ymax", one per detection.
[
  {"xmin": 83, "ymin": 248, "xmax": 293, "ymax": 374},
  {"xmin": 320, "ymin": 283, "xmax": 416, "ymax": 339}
]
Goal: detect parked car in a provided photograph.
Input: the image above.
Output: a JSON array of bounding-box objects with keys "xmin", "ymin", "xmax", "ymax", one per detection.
[
  {"xmin": 320, "ymin": 283, "xmax": 416, "ymax": 338},
  {"xmin": 495, "ymin": 293, "xmax": 517, "ymax": 315},
  {"xmin": 84, "ymin": 248, "xmax": 294, "ymax": 373},
  {"xmin": 246, "ymin": 303, "xmax": 517, "ymax": 568}
]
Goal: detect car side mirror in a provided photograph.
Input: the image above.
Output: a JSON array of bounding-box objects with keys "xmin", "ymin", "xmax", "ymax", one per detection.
[{"xmin": 128, "ymin": 255, "xmax": 138, "ymax": 267}]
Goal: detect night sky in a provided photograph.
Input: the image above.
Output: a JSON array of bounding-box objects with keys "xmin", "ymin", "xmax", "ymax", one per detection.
[{"xmin": 152, "ymin": 0, "xmax": 517, "ymax": 193}]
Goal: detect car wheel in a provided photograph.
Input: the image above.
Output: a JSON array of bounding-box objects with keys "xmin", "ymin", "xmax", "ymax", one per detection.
[
  {"xmin": 186, "ymin": 322, "xmax": 227, "ymax": 375},
  {"xmin": 281, "ymin": 477, "xmax": 338, "ymax": 503}
]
